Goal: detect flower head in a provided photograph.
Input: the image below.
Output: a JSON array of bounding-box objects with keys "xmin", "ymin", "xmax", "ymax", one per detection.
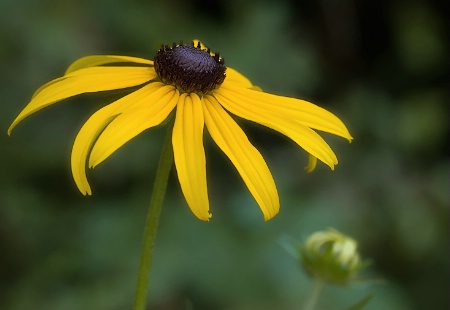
[
  {"xmin": 8, "ymin": 40, "xmax": 352, "ymax": 221},
  {"xmin": 300, "ymin": 229, "xmax": 364, "ymax": 284}
]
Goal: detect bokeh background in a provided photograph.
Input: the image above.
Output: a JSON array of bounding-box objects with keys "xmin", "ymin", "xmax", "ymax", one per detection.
[{"xmin": 1, "ymin": 0, "xmax": 448, "ymax": 309}]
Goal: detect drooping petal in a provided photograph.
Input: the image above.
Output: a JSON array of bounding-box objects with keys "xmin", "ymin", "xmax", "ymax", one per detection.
[
  {"xmin": 219, "ymin": 81, "xmax": 352, "ymax": 141},
  {"xmin": 172, "ymin": 93, "xmax": 210, "ymax": 220},
  {"xmin": 214, "ymin": 87, "xmax": 339, "ymax": 169},
  {"xmin": 65, "ymin": 55, "xmax": 153, "ymax": 74},
  {"xmin": 31, "ymin": 66, "xmax": 156, "ymax": 100},
  {"xmin": 8, "ymin": 66, "xmax": 156, "ymax": 134},
  {"xmin": 306, "ymin": 154, "xmax": 318, "ymax": 173},
  {"xmin": 71, "ymin": 108, "xmax": 118, "ymax": 195},
  {"xmin": 203, "ymin": 95, "xmax": 279, "ymax": 220},
  {"xmin": 89, "ymin": 84, "xmax": 179, "ymax": 168},
  {"xmin": 71, "ymin": 83, "xmax": 163, "ymax": 195}
]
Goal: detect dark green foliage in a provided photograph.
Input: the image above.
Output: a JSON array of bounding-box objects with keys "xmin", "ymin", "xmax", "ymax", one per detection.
[{"xmin": 1, "ymin": 0, "xmax": 448, "ymax": 309}]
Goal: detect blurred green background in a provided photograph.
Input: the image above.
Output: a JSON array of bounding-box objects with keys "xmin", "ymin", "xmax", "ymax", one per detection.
[{"xmin": 1, "ymin": 0, "xmax": 448, "ymax": 309}]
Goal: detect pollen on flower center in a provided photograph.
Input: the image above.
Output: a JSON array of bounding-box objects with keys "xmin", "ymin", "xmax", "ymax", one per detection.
[{"xmin": 154, "ymin": 41, "xmax": 226, "ymax": 94}]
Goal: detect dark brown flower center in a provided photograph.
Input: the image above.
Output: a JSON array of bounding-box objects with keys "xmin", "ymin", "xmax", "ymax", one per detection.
[{"xmin": 154, "ymin": 41, "xmax": 226, "ymax": 94}]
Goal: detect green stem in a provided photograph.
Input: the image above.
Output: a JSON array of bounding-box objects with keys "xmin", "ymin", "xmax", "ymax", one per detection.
[
  {"xmin": 303, "ymin": 277, "xmax": 325, "ymax": 310},
  {"xmin": 133, "ymin": 117, "xmax": 174, "ymax": 310}
]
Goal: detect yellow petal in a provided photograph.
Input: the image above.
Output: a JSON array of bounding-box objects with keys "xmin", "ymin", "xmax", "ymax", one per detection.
[
  {"xmin": 8, "ymin": 66, "xmax": 156, "ymax": 134},
  {"xmin": 31, "ymin": 66, "xmax": 155, "ymax": 100},
  {"xmin": 219, "ymin": 81, "xmax": 352, "ymax": 141},
  {"xmin": 172, "ymin": 93, "xmax": 211, "ymax": 221},
  {"xmin": 203, "ymin": 95, "xmax": 279, "ymax": 220},
  {"xmin": 65, "ymin": 55, "xmax": 153, "ymax": 74},
  {"xmin": 226, "ymin": 67, "xmax": 254, "ymax": 88},
  {"xmin": 71, "ymin": 108, "xmax": 118, "ymax": 195},
  {"xmin": 71, "ymin": 83, "xmax": 163, "ymax": 195},
  {"xmin": 214, "ymin": 88, "xmax": 339, "ymax": 169},
  {"xmin": 89, "ymin": 84, "xmax": 178, "ymax": 168},
  {"xmin": 192, "ymin": 39, "xmax": 208, "ymax": 50},
  {"xmin": 250, "ymin": 85, "xmax": 263, "ymax": 92},
  {"xmin": 306, "ymin": 154, "xmax": 318, "ymax": 173}
]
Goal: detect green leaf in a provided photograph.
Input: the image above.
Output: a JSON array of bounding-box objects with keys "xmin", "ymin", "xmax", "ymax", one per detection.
[{"xmin": 341, "ymin": 294, "xmax": 373, "ymax": 310}]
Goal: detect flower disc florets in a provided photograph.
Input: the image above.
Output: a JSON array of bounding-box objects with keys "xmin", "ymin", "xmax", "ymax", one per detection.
[{"xmin": 154, "ymin": 41, "xmax": 226, "ymax": 94}]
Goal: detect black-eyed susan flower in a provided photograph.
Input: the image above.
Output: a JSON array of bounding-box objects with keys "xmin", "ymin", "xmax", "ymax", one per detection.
[{"xmin": 8, "ymin": 40, "xmax": 352, "ymax": 221}]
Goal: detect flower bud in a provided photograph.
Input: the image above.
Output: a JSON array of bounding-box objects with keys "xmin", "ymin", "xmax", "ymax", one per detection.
[{"xmin": 300, "ymin": 228, "xmax": 364, "ymax": 284}]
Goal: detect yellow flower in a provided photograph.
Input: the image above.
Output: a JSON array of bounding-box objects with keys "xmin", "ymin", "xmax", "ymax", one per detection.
[{"xmin": 8, "ymin": 40, "xmax": 352, "ymax": 221}]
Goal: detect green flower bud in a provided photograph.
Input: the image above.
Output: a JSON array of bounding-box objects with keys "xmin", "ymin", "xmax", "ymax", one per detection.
[{"xmin": 300, "ymin": 228, "xmax": 364, "ymax": 284}]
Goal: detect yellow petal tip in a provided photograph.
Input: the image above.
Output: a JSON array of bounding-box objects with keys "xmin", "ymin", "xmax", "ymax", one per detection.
[
  {"xmin": 76, "ymin": 183, "xmax": 92, "ymax": 196},
  {"xmin": 306, "ymin": 155, "xmax": 318, "ymax": 173},
  {"xmin": 7, "ymin": 122, "xmax": 18, "ymax": 136},
  {"xmin": 263, "ymin": 210, "xmax": 278, "ymax": 222},
  {"xmin": 197, "ymin": 212, "xmax": 212, "ymax": 222}
]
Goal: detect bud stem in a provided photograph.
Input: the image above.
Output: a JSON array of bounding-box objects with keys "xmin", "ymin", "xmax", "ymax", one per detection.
[{"xmin": 303, "ymin": 277, "xmax": 326, "ymax": 310}]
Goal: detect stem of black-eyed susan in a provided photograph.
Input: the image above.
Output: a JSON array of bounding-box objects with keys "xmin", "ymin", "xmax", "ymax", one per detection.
[
  {"xmin": 133, "ymin": 116, "xmax": 174, "ymax": 310},
  {"xmin": 303, "ymin": 277, "xmax": 325, "ymax": 310}
]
